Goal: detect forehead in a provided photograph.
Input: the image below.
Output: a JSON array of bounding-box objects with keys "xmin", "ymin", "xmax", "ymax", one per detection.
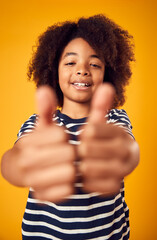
[{"xmin": 61, "ymin": 38, "xmax": 98, "ymax": 56}]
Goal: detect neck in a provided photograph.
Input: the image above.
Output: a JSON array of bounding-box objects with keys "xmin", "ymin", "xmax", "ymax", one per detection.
[{"xmin": 61, "ymin": 101, "xmax": 91, "ymax": 119}]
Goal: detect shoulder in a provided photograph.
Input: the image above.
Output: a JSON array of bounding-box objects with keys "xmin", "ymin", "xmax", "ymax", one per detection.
[
  {"xmin": 107, "ymin": 109, "xmax": 131, "ymax": 125},
  {"xmin": 17, "ymin": 114, "xmax": 38, "ymax": 140},
  {"xmin": 17, "ymin": 110, "xmax": 60, "ymax": 141},
  {"xmin": 106, "ymin": 109, "xmax": 134, "ymax": 138}
]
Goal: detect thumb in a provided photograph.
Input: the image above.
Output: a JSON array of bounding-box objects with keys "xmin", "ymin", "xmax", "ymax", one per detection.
[
  {"xmin": 89, "ymin": 83, "xmax": 115, "ymax": 123},
  {"xmin": 35, "ymin": 86, "xmax": 57, "ymax": 128}
]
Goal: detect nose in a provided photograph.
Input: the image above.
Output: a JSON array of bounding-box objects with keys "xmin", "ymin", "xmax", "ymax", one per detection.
[
  {"xmin": 76, "ymin": 71, "xmax": 89, "ymax": 76},
  {"xmin": 76, "ymin": 64, "xmax": 90, "ymax": 76}
]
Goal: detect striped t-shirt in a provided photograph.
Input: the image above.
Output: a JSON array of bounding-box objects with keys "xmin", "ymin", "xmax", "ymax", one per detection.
[{"xmin": 17, "ymin": 109, "xmax": 134, "ymax": 240}]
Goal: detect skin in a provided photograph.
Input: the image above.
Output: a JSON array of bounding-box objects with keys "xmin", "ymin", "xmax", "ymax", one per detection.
[
  {"xmin": 78, "ymin": 84, "xmax": 139, "ymax": 195},
  {"xmin": 1, "ymin": 38, "xmax": 140, "ymax": 202},
  {"xmin": 1, "ymin": 87, "xmax": 76, "ymax": 202},
  {"xmin": 58, "ymin": 38, "xmax": 105, "ymax": 119}
]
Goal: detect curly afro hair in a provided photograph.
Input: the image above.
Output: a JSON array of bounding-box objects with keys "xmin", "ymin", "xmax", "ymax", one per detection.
[{"xmin": 28, "ymin": 14, "xmax": 135, "ymax": 107}]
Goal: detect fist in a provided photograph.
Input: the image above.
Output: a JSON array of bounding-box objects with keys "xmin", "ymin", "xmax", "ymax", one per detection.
[
  {"xmin": 16, "ymin": 86, "xmax": 76, "ymax": 202},
  {"xmin": 78, "ymin": 84, "xmax": 139, "ymax": 196}
]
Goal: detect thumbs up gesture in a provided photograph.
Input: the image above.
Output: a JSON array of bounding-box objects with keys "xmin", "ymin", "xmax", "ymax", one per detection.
[
  {"xmin": 14, "ymin": 86, "xmax": 76, "ymax": 202},
  {"xmin": 2, "ymin": 84, "xmax": 139, "ymax": 201},
  {"xmin": 78, "ymin": 83, "xmax": 139, "ymax": 196}
]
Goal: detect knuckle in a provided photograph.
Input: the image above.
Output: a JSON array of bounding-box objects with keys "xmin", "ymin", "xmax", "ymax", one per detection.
[
  {"xmin": 16, "ymin": 135, "xmax": 30, "ymax": 146},
  {"xmin": 17, "ymin": 155, "xmax": 29, "ymax": 173},
  {"xmin": 23, "ymin": 174, "xmax": 31, "ymax": 187},
  {"xmin": 83, "ymin": 181, "xmax": 93, "ymax": 193},
  {"xmin": 65, "ymin": 184, "xmax": 74, "ymax": 196},
  {"xmin": 57, "ymin": 126, "xmax": 69, "ymax": 142},
  {"xmin": 109, "ymin": 180, "xmax": 121, "ymax": 193},
  {"xmin": 113, "ymin": 161, "xmax": 122, "ymax": 177},
  {"xmin": 114, "ymin": 137, "xmax": 123, "ymax": 148},
  {"xmin": 18, "ymin": 149, "xmax": 33, "ymax": 172},
  {"xmin": 16, "ymin": 149, "xmax": 36, "ymax": 187},
  {"xmin": 113, "ymin": 182, "xmax": 121, "ymax": 194},
  {"xmin": 80, "ymin": 161, "xmax": 91, "ymax": 176},
  {"xmin": 79, "ymin": 142, "xmax": 91, "ymax": 158},
  {"xmin": 114, "ymin": 138, "xmax": 128, "ymax": 159},
  {"xmin": 66, "ymin": 145, "xmax": 76, "ymax": 162},
  {"xmin": 66, "ymin": 164, "xmax": 76, "ymax": 182}
]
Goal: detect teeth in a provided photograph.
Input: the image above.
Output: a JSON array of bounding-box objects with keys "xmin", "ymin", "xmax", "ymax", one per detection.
[
  {"xmin": 73, "ymin": 83, "xmax": 90, "ymax": 87},
  {"xmin": 74, "ymin": 83, "xmax": 86, "ymax": 87}
]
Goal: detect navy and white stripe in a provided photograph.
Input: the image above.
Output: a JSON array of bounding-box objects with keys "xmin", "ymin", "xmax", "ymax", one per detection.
[{"xmin": 17, "ymin": 109, "xmax": 133, "ymax": 240}]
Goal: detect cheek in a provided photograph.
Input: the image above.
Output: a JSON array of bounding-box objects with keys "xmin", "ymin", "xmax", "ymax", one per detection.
[
  {"xmin": 94, "ymin": 65, "xmax": 105, "ymax": 83},
  {"xmin": 101, "ymin": 68, "xmax": 105, "ymax": 82},
  {"xmin": 58, "ymin": 68, "xmax": 65, "ymax": 86},
  {"xmin": 58, "ymin": 67, "xmax": 70, "ymax": 82},
  {"xmin": 96, "ymin": 71, "xmax": 105, "ymax": 83},
  {"xmin": 58, "ymin": 71, "xmax": 70, "ymax": 93}
]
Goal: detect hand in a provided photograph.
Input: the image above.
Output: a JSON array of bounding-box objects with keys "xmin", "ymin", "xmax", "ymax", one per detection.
[
  {"xmin": 78, "ymin": 83, "xmax": 139, "ymax": 196},
  {"xmin": 14, "ymin": 86, "xmax": 76, "ymax": 202}
]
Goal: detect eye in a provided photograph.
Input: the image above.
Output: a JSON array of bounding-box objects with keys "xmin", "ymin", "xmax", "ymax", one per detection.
[
  {"xmin": 90, "ymin": 63, "xmax": 101, "ymax": 68},
  {"xmin": 65, "ymin": 62, "xmax": 75, "ymax": 66}
]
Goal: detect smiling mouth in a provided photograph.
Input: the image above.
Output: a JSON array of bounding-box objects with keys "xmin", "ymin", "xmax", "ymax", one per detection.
[{"xmin": 72, "ymin": 82, "xmax": 91, "ymax": 87}]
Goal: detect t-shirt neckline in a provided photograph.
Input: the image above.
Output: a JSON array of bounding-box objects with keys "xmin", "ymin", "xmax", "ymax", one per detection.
[{"xmin": 56, "ymin": 110, "xmax": 87, "ymax": 123}]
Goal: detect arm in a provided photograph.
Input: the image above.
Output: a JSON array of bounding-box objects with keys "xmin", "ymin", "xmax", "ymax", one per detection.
[
  {"xmin": 1, "ymin": 114, "xmax": 37, "ymax": 186},
  {"xmin": 78, "ymin": 84, "xmax": 140, "ymax": 195},
  {"xmin": 1, "ymin": 86, "xmax": 76, "ymax": 202}
]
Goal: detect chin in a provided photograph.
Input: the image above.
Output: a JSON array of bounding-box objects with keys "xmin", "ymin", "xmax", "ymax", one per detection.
[{"xmin": 74, "ymin": 98, "xmax": 92, "ymax": 104}]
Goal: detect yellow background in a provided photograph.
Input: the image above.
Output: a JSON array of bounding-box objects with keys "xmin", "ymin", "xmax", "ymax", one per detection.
[{"xmin": 0, "ymin": 0, "xmax": 156, "ymax": 239}]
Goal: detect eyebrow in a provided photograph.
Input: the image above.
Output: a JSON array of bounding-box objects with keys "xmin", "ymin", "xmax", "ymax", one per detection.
[{"xmin": 63, "ymin": 52, "xmax": 101, "ymax": 59}]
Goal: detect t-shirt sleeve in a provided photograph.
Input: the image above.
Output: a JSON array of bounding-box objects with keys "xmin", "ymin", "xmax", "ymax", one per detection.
[
  {"xmin": 17, "ymin": 114, "xmax": 38, "ymax": 141},
  {"xmin": 106, "ymin": 109, "xmax": 134, "ymax": 139}
]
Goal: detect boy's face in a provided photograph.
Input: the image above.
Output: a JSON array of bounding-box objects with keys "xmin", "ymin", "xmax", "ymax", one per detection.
[{"xmin": 58, "ymin": 38, "xmax": 105, "ymax": 106}]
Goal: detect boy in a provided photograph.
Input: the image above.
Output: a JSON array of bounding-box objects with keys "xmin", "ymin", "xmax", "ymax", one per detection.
[{"xmin": 1, "ymin": 15, "xmax": 139, "ymax": 240}]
